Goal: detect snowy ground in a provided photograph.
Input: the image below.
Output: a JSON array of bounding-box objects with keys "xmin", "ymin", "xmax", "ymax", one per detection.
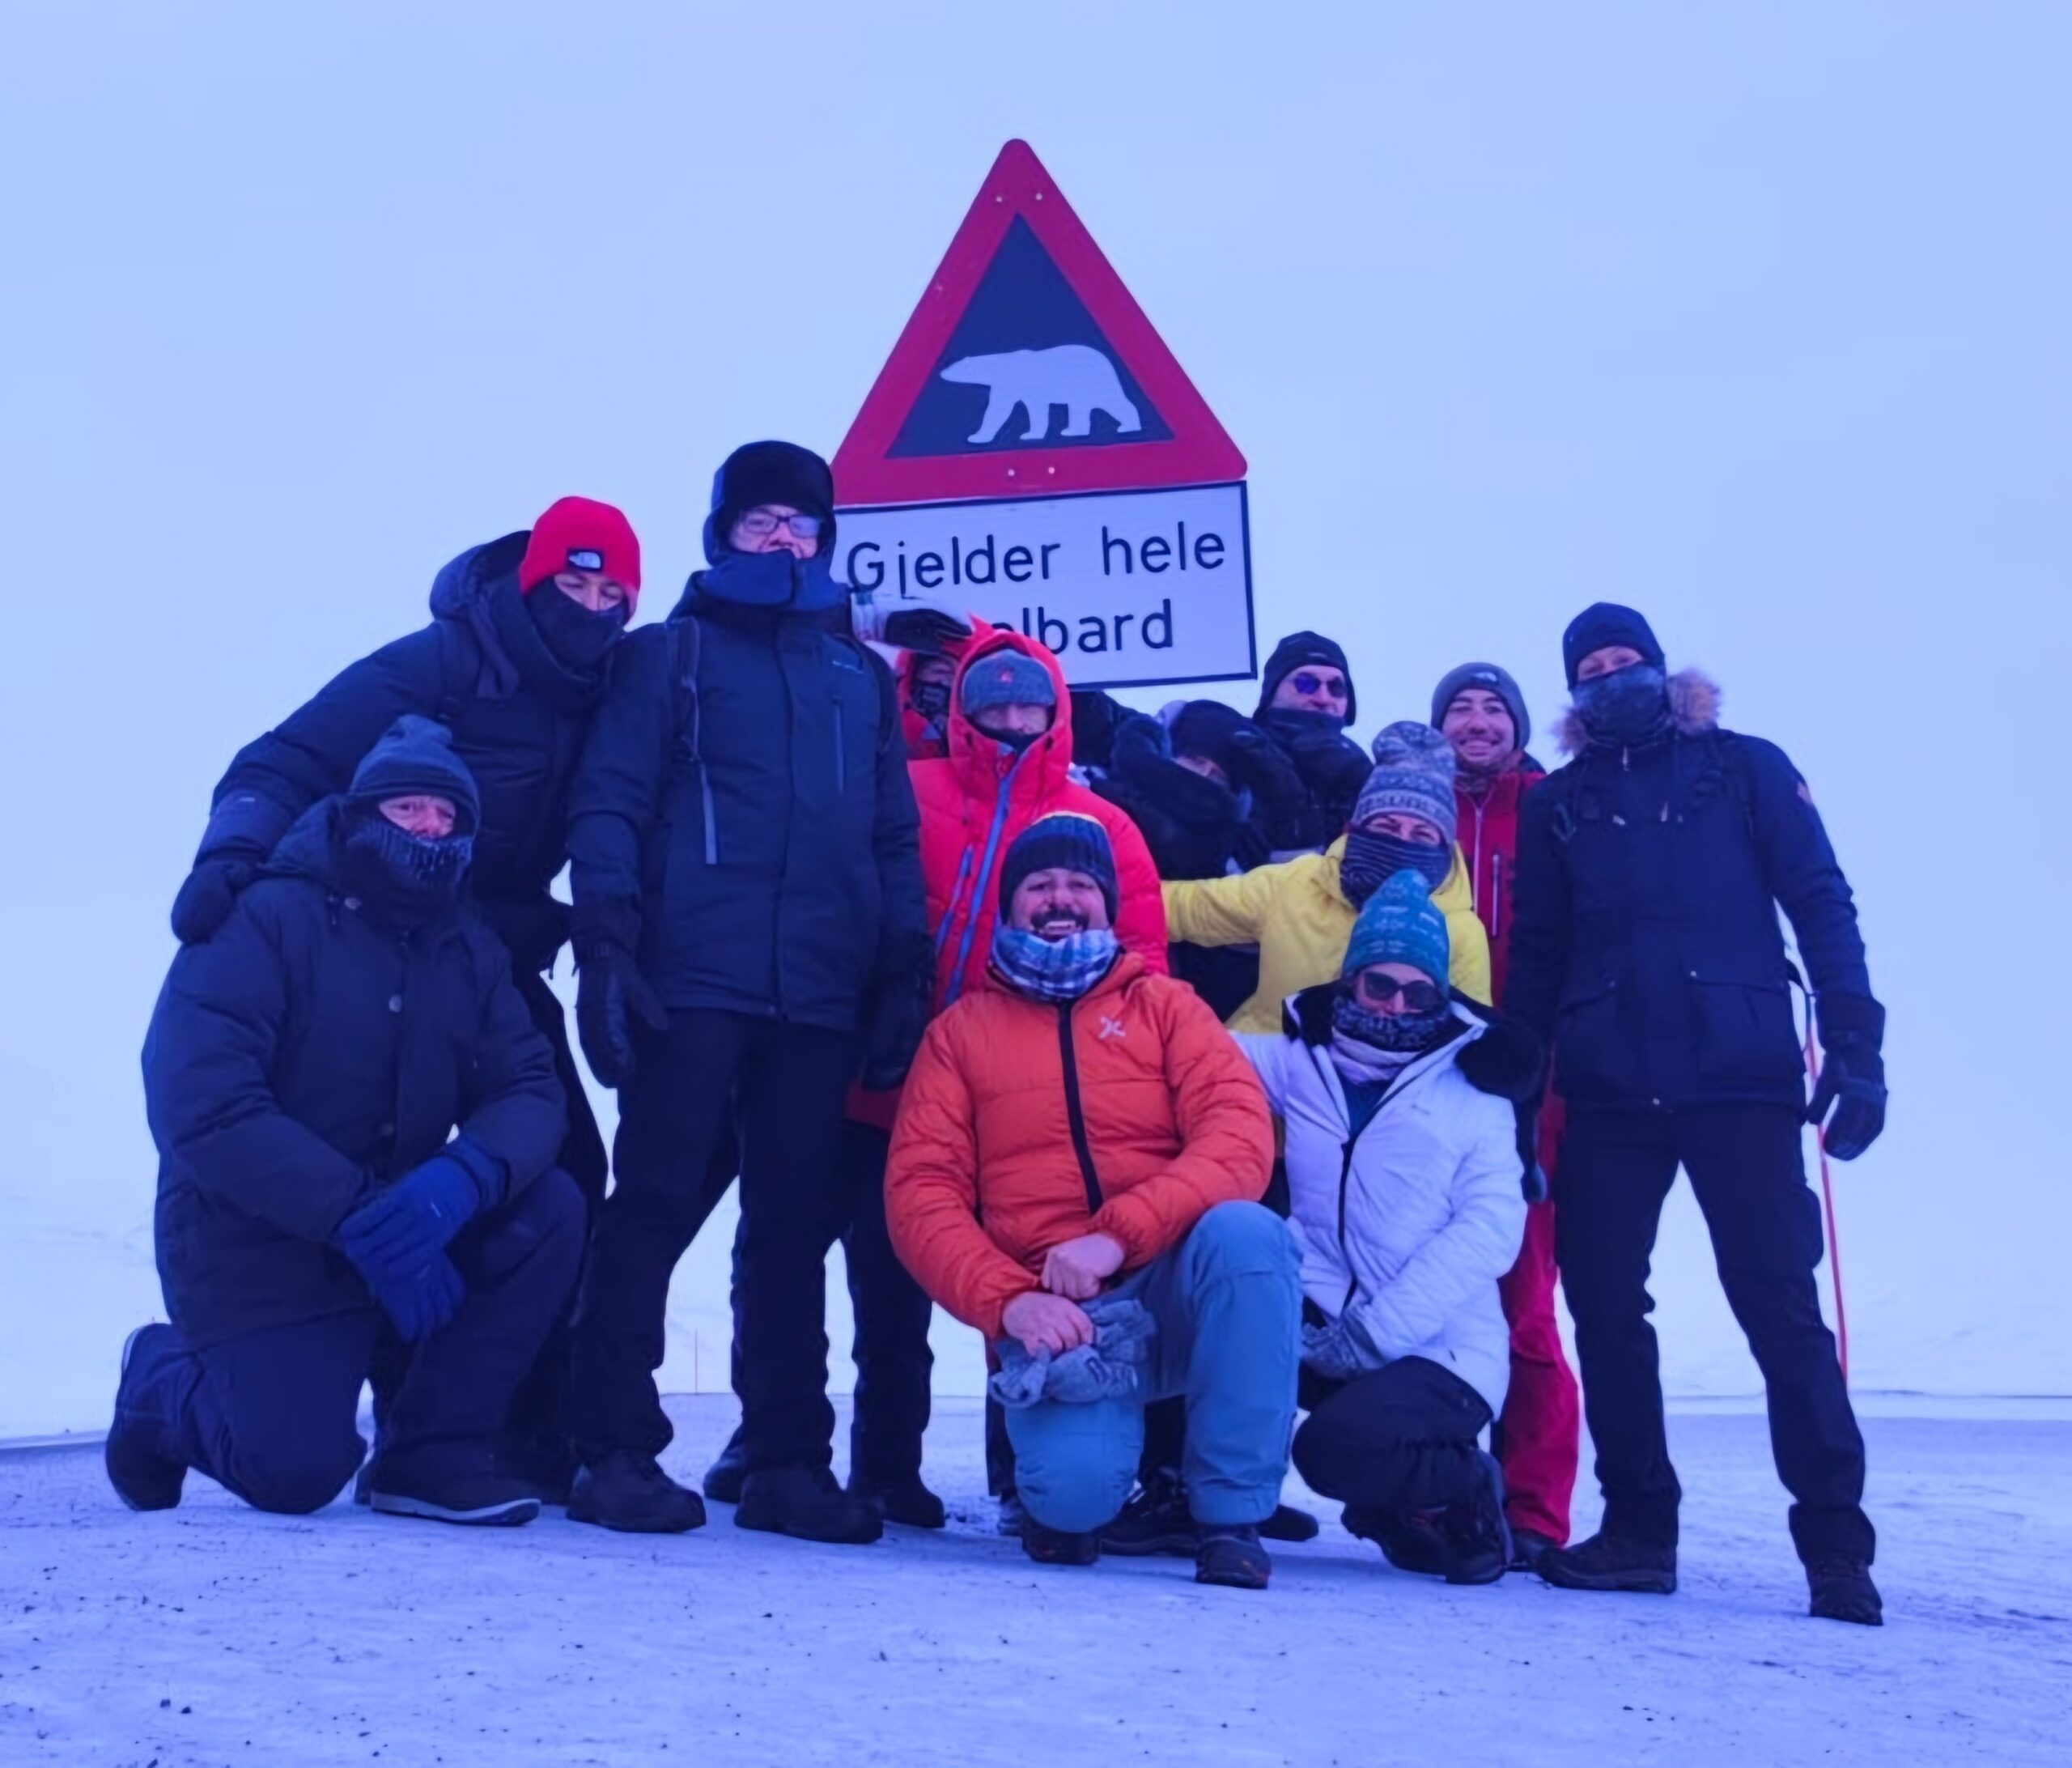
[{"xmin": 3, "ymin": 1399, "xmax": 2068, "ymax": 1766}]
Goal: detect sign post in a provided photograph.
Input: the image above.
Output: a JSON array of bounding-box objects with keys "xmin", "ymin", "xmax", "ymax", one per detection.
[{"xmin": 834, "ymin": 139, "xmax": 1255, "ymax": 691}]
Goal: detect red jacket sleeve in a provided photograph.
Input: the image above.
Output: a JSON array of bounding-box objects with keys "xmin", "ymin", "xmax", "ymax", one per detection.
[
  {"xmin": 884, "ymin": 1014, "xmax": 1041, "ymax": 1337},
  {"xmin": 1088, "ymin": 984, "xmax": 1275, "ymax": 1264},
  {"xmin": 1102, "ymin": 802, "xmax": 1170, "ymax": 975}
]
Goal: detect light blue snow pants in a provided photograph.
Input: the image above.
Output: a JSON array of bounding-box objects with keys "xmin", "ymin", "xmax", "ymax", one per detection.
[{"xmin": 1004, "ymin": 1201, "xmax": 1301, "ymax": 1532}]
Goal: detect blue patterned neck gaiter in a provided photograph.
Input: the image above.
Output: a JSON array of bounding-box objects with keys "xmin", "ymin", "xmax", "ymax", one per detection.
[
  {"xmin": 991, "ymin": 926, "xmax": 1121, "ymax": 1003},
  {"xmin": 1331, "ymin": 988, "xmax": 1454, "ymax": 1056},
  {"xmin": 1340, "ymin": 830, "xmax": 1450, "ymax": 904}
]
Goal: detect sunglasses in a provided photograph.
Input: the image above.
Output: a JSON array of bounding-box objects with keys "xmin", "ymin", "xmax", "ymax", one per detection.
[
  {"xmin": 1289, "ymin": 670, "xmax": 1347, "ymax": 697},
  {"xmin": 736, "ymin": 508, "xmax": 825, "ymax": 540},
  {"xmin": 1352, "ymin": 971, "xmax": 1446, "ymax": 1014}
]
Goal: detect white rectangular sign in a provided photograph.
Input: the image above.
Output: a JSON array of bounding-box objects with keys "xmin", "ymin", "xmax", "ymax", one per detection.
[{"xmin": 836, "ymin": 481, "xmax": 1255, "ymax": 690}]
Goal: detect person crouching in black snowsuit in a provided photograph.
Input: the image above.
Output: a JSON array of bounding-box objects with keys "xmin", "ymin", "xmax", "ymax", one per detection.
[
  {"xmin": 1251, "ymin": 631, "xmax": 1373, "ymax": 860},
  {"xmin": 561, "ymin": 440, "xmax": 930, "ymax": 1544},
  {"xmin": 164, "ymin": 496, "xmax": 642, "ymax": 1497},
  {"xmin": 111, "ymin": 717, "xmax": 583, "ymax": 1527},
  {"xmin": 1505, "ymin": 602, "xmax": 1890, "ymax": 1626}
]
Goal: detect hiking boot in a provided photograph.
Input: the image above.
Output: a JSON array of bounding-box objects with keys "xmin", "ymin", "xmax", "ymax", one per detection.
[
  {"xmin": 1538, "ymin": 1530, "xmax": 1679, "ymax": 1595},
  {"xmin": 1438, "ymin": 1452, "xmax": 1514, "ymax": 1586},
  {"xmin": 1099, "ymin": 1470, "xmax": 1198, "ymax": 1558},
  {"xmin": 367, "ymin": 1451, "xmax": 541, "ymax": 1528},
  {"xmin": 1260, "ymin": 1502, "xmax": 1319, "ymax": 1545},
  {"xmin": 1195, "ymin": 1524, "xmax": 1272, "ymax": 1591},
  {"xmin": 1509, "ymin": 1527, "xmax": 1561, "ymax": 1574},
  {"xmin": 995, "ymin": 1490, "xmax": 1027, "ymax": 1537},
  {"xmin": 1807, "ymin": 1555, "xmax": 1883, "ymax": 1626},
  {"xmin": 1344, "ymin": 1505, "xmax": 1450, "ymax": 1576},
  {"xmin": 851, "ymin": 1473, "xmax": 947, "ymax": 1531},
  {"xmin": 105, "ymin": 1325, "xmax": 185, "ymax": 1513},
  {"xmin": 1022, "ymin": 1518, "xmax": 1101, "ymax": 1566},
  {"xmin": 703, "ymin": 1426, "xmax": 747, "ymax": 1506},
  {"xmin": 736, "ymin": 1466, "xmax": 883, "ymax": 1545},
  {"xmin": 567, "ymin": 1451, "xmax": 707, "ymax": 1534}
]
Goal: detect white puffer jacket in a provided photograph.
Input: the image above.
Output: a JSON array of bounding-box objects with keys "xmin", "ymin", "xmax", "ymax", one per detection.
[{"xmin": 1237, "ymin": 1002, "xmax": 1526, "ymax": 1414}]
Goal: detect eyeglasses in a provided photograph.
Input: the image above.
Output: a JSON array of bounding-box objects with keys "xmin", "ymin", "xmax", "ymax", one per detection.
[
  {"xmin": 735, "ymin": 508, "xmax": 825, "ymax": 541},
  {"xmin": 1352, "ymin": 971, "xmax": 1446, "ymax": 1013},
  {"xmin": 1289, "ymin": 670, "xmax": 1347, "ymax": 697}
]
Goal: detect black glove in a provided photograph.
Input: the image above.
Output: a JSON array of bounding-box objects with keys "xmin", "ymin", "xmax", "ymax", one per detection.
[
  {"xmin": 860, "ymin": 962, "xmax": 934, "ymax": 1091},
  {"xmin": 574, "ymin": 937, "xmax": 667, "ymax": 1088},
  {"xmin": 1514, "ymin": 1103, "xmax": 1550, "ymax": 1204},
  {"xmin": 879, "ymin": 606, "xmax": 973, "ymax": 653},
  {"xmin": 170, "ymin": 856, "xmax": 256, "ymax": 944},
  {"xmin": 1290, "ymin": 730, "xmax": 1372, "ymax": 803},
  {"xmin": 1807, "ymin": 994, "xmax": 1887, "ymax": 1162},
  {"xmin": 482, "ymin": 895, "xmax": 573, "ymax": 976}
]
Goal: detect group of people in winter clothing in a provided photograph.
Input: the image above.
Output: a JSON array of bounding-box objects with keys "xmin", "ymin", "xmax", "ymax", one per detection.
[{"xmin": 108, "ymin": 437, "xmax": 1890, "ymax": 1626}]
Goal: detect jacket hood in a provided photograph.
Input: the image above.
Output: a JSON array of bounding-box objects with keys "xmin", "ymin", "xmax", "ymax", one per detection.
[
  {"xmin": 1555, "ymin": 667, "xmax": 1721, "ymax": 757},
  {"xmin": 429, "ymin": 531, "xmax": 529, "ymax": 624},
  {"xmin": 1282, "ymin": 983, "xmax": 1541, "ymax": 1100},
  {"xmin": 265, "ymin": 799, "xmax": 350, "ymax": 889},
  {"xmin": 946, "ymin": 621, "xmax": 1074, "ymax": 801}
]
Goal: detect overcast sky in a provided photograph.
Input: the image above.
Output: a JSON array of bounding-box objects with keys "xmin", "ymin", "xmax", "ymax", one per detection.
[{"xmin": 1, "ymin": 2, "xmax": 2066, "ymax": 1431}]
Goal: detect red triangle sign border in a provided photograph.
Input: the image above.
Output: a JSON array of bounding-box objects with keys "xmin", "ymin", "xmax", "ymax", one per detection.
[{"xmin": 833, "ymin": 139, "xmax": 1246, "ymax": 508}]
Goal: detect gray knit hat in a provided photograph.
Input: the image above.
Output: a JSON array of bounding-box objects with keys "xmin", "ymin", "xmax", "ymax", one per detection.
[
  {"xmin": 1355, "ymin": 720, "xmax": 1458, "ymax": 839},
  {"xmin": 1431, "ymin": 661, "xmax": 1531, "ymax": 754},
  {"xmin": 961, "ymin": 648, "xmax": 1057, "ymax": 717}
]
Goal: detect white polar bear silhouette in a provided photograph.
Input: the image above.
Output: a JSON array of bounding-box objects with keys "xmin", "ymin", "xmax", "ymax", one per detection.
[{"xmin": 939, "ymin": 344, "xmax": 1143, "ymax": 444}]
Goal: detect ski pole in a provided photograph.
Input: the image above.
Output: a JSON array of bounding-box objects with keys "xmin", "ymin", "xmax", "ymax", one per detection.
[{"xmin": 1802, "ymin": 1021, "xmax": 1850, "ymax": 1383}]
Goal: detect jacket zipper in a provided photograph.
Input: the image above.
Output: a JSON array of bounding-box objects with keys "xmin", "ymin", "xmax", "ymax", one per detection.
[
  {"xmin": 1335, "ymin": 1134, "xmax": 1359, "ymax": 1314},
  {"xmin": 1056, "ymin": 1001, "xmax": 1105, "ymax": 1213},
  {"xmin": 942, "ymin": 748, "xmax": 1029, "ymax": 1005}
]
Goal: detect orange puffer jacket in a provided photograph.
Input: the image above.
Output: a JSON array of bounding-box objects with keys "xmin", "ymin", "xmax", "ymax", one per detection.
[{"xmin": 885, "ymin": 950, "xmax": 1275, "ymax": 1337}]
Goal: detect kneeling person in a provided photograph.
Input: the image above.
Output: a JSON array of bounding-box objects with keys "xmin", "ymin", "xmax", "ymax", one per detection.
[
  {"xmin": 1236, "ymin": 871, "xmax": 1533, "ymax": 1583},
  {"xmin": 888, "ymin": 814, "xmax": 1298, "ymax": 1589},
  {"xmin": 111, "ymin": 716, "xmax": 583, "ymax": 1526}
]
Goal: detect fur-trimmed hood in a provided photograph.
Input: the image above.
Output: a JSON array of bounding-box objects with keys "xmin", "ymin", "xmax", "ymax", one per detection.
[{"xmin": 1556, "ymin": 667, "xmax": 1721, "ymax": 757}]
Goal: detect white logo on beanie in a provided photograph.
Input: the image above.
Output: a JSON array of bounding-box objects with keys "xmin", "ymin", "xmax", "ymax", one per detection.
[{"xmin": 567, "ymin": 549, "xmax": 604, "ymax": 571}]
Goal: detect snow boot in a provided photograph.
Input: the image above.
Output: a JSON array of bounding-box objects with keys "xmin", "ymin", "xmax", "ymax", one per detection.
[
  {"xmin": 1099, "ymin": 1469, "xmax": 1198, "ymax": 1558},
  {"xmin": 1344, "ymin": 1505, "xmax": 1450, "ymax": 1576},
  {"xmin": 105, "ymin": 1325, "xmax": 185, "ymax": 1513},
  {"xmin": 703, "ymin": 1426, "xmax": 747, "ymax": 1506},
  {"xmin": 851, "ymin": 1472, "xmax": 947, "ymax": 1531},
  {"xmin": 1438, "ymin": 1452, "xmax": 1514, "ymax": 1586},
  {"xmin": 367, "ymin": 1450, "xmax": 541, "ymax": 1527},
  {"xmin": 567, "ymin": 1451, "xmax": 707, "ymax": 1533},
  {"xmin": 1806, "ymin": 1555, "xmax": 1883, "ymax": 1626},
  {"xmin": 1509, "ymin": 1527, "xmax": 1561, "ymax": 1574},
  {"xmin": 1195, "ymin": 1524, "xmax": 1272, "ymax": 1591},
  {"xmin": 1538, "ymin": 1531, "xmax": 1679, "ymax": 1595},
  {"xmin": 736, "ymin": 1466, "xmax": 883, "ymax": 1545},
  {"xmin": 1261, "ymin": 1502, "xmax": 1320, "ymax": 1544},
  {"xmin": 1022, "ymin": 1518, "xmax": 1101, "ymax": 1566}
]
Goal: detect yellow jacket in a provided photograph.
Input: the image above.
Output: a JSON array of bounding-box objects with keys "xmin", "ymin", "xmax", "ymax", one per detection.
[{"xmin": 1163, "ymin": 839, "xmax": 1491, "ymax": 1032}]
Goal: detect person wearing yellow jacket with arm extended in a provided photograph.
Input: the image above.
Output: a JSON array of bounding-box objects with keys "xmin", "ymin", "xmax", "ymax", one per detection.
[{"xmin": 1164, "ymin": 723, "xmax": 1492, "ymax": 1031}]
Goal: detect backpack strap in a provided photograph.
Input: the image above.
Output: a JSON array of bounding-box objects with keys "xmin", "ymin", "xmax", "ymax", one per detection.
[{"xmin": 665, "ymin": 615, "xmax": 718, "ymax": 865}]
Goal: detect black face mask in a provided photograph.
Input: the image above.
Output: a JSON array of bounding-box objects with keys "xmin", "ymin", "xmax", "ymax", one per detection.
[
  {"xmin": 1340, "ymin": 829, "xmax": 1451, "ymax": 905},
  {"xmin": 529, "ymin": 584, "xmax": 628, "ymax": 672},
  {"xmin": 1574, "ymin": 663, "xmax": 1671, "ymax": 749},
  {"xmin": 340, "ymin": 807, "xmax": 473, "ymax": 920},
  {"xmin": 1261, "ymin": 706, "xmax": 1348, "ymax": 744}
]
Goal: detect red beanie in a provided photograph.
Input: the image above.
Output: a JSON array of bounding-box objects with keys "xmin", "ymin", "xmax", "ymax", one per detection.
[{"xmin": 519, "ymin": 496, "xmax": 642, "ymax": 613}]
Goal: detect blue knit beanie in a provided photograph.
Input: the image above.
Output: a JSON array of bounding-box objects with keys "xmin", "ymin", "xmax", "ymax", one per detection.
[
  {"xmin": 1562, "ymin": 603, "xmax": 1664, "ymax": 689},
  {"xmin": 998, "ymin": 812, "xmax": 1118, "ymax": 920},
  {"xmin": 348, "ymin": 716, "xmax": 481, "ymax": 835},
  {"xmin": 1354, "ymin": 721, "xmax": 1458, "ymax": 839},
  {"xmin": 1342, "ymin": 869, "xmax": 1450, "ymax": 984},
  {"xmin": 962, "ymin": 648, "xmax": 1058, "ymax": 718}
]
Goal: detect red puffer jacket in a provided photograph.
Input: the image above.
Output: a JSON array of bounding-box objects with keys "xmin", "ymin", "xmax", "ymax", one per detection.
[
  {"xmin": 1453, "ymin": 761, "xmax": 1542, "ymax": 1004},
  {"xmin": 849, "ymin": 623, "xmax": 1166, "ymax": 1130}
]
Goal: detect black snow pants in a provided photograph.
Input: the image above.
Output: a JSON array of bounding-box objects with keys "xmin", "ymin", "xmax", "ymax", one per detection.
[
  {"xmin": 1292, "ymin": 1356, "xmax": 1494, "ymax": 1515},
  {"xmin": 564, "ymin": 1010, "xmax": 856, "ymax": 1473},
  {"xmin": 1556, "ymin": 1103, "xmax": 1873, "ymax": 1562}
]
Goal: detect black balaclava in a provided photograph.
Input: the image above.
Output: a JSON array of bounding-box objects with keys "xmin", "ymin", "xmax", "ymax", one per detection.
[{"xmin": 528, "ymin": 581, "xmax": 630, "ymax": 671}]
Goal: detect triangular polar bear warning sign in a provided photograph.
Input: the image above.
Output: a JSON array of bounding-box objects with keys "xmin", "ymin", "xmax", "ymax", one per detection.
[{"xmin": 833, "ymin": 140, "xmax": 1246, "ymax": 507}]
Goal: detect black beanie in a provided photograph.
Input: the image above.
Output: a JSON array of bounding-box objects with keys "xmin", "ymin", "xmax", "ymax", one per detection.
[
  {"xmin": 1169, "ymin": 700, "xmax": 1255, "ymax": 775},
  {"xmin": 348, "ymin": 716, "xmax": 481, "ymax": 834},
  {"xmin": 1562, "ymin": 603, "xmax": 1664, "ymax": 689},
  {"xmin": 703, "ymin": 440, "xmax": 837, "ymax": 562},
  {"xmin": 1255, "ymin": 630, "xmax": 1357, "ymax": 725},
  {"xmin": 997, "ymin": 813, "xmax": 1119, "ymax": 921}
]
